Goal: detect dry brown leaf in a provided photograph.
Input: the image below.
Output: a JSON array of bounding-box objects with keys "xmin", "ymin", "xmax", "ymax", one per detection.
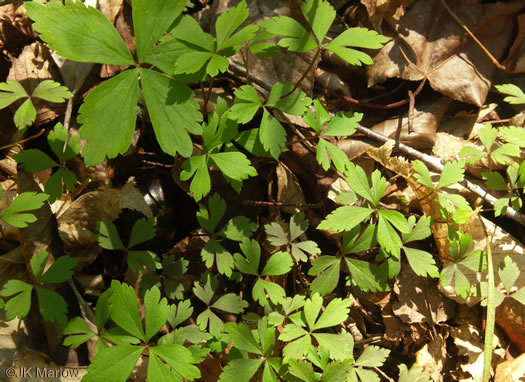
[
  {"xmin": 392, "ymin": 264, "xmax": 455, "ymax": 325},
  {"xmin": 503, "ymin": 13, "xmax": 525, "ymax": 74},
  {"xmin": 495, "ymin": 352, "xmax": 525, "ymax": 382},
  {"xmin": 275, "ymin": 161, "xmax": 306, "ymax": 215},
  {"xmin": 415, "ymin": 333, "xmax": 447, "ymax": 382},
  {"xmin": 367, "ymin": 96, "xmax": 451, "ymax": 150},
  {"xmin": 8, "ymin": 42, "xmax": 66, "ymax": 125},
  {"xmin": 57, "ymin": 182, "xmax": 152, "ymax": 268},
  {"xmin": 359, "ymin": 0, "xmax": 391, "ymax": 32},
  {"xmin": 367, "ymin": 0, "xmax": 525, "ymax": 106}
]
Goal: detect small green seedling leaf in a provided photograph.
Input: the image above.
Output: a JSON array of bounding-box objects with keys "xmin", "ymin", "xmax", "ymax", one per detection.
[
  {"xmin": 0, "ymin": 280, "xmax": 32, "ymax": 320},
  {"xmin": 260, "ymin": 16, "xmax": 317, "ymax": 53},
  {"xmin": 324, "ymin": 27, "xmax": 389, "ymax": 66},
  {"xmin": 96, "ymin": 221, "xmax": 125, "ymax": 250},
  {"xmin": 496, "ymin": 84, "xmax": 525, "ymax": 104},
  {"xmin": 1, "ymin": 192, "xmax": 48, "ymax": 228},
  {"xmin": 63, "ymin": 317, "xmax": 96, "ymax": 349},
  {"xmin": 36, "ymin": 287, "xmax": 68, "ymax": 326},
  {"xmin": 110, "ymin": 280, "xmax": 145, "ymax": 341},
  {"xmin": 144, "ymin": 286, "xmax": 170, "ymax": 342},
  {"xmin": 0, "ymin": 80, "xmax": 27, "ymax": 108},
  {"xmin": 32, "ymin": 80, "xmax": 72, "ymax": 103},
  {"xmin": 83, "ymin": 345, "xmax": 143, "ymax": 382}
]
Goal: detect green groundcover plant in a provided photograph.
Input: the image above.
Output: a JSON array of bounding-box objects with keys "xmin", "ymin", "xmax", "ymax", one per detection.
[{"xmin": 0, "ymin": 0, "xmax": 523, "ymax": 381}]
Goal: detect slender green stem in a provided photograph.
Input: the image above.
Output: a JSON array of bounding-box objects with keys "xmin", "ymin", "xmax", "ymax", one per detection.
[
  {"xmin": 283, "ymin": 46, "xmax": 322, "ymax": 99},
  {"xmin": 480, "ymin": 217, "xmax": 495, "ymax": 382}
]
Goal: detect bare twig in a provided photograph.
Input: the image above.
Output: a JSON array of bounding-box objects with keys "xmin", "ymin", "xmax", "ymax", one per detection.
[
  {"xmin": 439, "ymin": 0, "xmax": 505, "ymax": 70},
  {"xmin": 0, "ymin": 128, "xmax": 45, "ymax": 151}
]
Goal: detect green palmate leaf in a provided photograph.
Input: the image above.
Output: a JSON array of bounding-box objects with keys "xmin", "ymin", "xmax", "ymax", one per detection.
[
  {"xmin": 1, "ymin": 192, "xmax": 48, "ymax": 228},
  {"xmin": 30, "ymin": 249, "xmax": 48, "ymax": 281},
  {"xmin": 265, "ymin": 222, "xmax": 288, "ymax": 246},
  {"xmin": 218, "ymin": 216, "xmax": 257, "ymax": 242},
  {"xmin": 40, "ymin": 255, "xmax": 78, "ymax": 283},
  {"xmin": 253, "ymin": 278, "xmax": 286, "ymax": 305},
  {"xmin": 0, "ymin": 280, "xmax": 32, "ymax": 320},
  {"xmin": 45, "ymin": 168, "xmax": 77, "ymax": 203},
  {"xmin": 36, "ymin": 287, "xmax": 68, "ymax": 326},
  {"xmin": 288, "ymin": 360, "xmax": 316, "ymax": 382},
  {"xmin": 168, "ymin": 299, "xmax": 193, "ymax": 328},
  {"xmin": 218, "ymin": 359, "xmax": 263, "ymax": 382},
  {"xmin": 281, "ymin": 331, "xmax": 311, "ymax": 360},
  {"xmin": 345, "ymin": 258, "xmax": 387, "ymax": 292},
  {"xmin": 309, "ymin": 257, "xmax": 341, "ymax": 296},
  {"xmin": 478, "ymin": 123, "xmax": 498, "ymax": 151},
  {"xmin": 32, "ymin": 80, "xmax": 72, "ymax": 103},
  {"xmin": 318, "ymin": 205, "xmax": 373, "ymax": 232},
  {"xmin": 210, "ymin": 151, "xmax": 257, "ymax": 181},
  {"xmin": 129, "ymin": 251, "xmax": 157, "ymax": 275},
  {"xmin": 0, "ymin": 80, "xmax": 26, "ymax": 108},
  {"xmin": 197, "ymin": 193, "xmax": 226, "ymax": 233},
  {"xmin": 402, "ymin": 216, "xmax": 432, "ymax": 243},
  {"xmin": 498, "ymin": 256, "xmax": 519, "ymax": 292},
  {"xmin": 403, "ymin": 247, "xmax": 439, "ymax": 278},
  {"xmin": 132, "ymin": 0, "xmax": 185, "ymax": 61},
  {"xmin": 230, "ymin": 85, "xmax": 262, "ymax": 123},
  {"xmin": 260, "ymin": 109, "xmax": 287, "ymax": 159},
  {"xmin": 500, "ymin": 126, "xmax": 525, "ymax": 147},
  {"xmin": 491, "ymin": 143, "xmax": 521, "ymax": 165},
  {"xmin": 148, "ymin": 353, "xmax": 178, "ymax": 382},
  {"xmin": 234, "ymin": 238, "xmax": 260, "ymax": 275},
  {"xmin": 304, "ymin": 99, "xmax": 331, "ymax": 133},
  {"xmin": 96, "ymin": 289, "xmax": 112, "ymax": 332},
  {"xmin": 78, "ymin": 69, "xmax": 139, "ymax": 166},
  {"xmin": 290, "ymin": 212, "xmax": 308, "ymax": 240},
  {"xmin": 377, "ymin": 215, "xmax": 402, "ymax": 254},
  {"xmin": 110, "ymin": 281, "xmax": 144, "ymax": 341},
  {"xmin": 14, "ymin": 149, "xmax": 57, "ymax": 172},
  {"xmin": 14, "ymin": 98, "xmax": 36, "ymax": 130},
  {"xmin": 313, "ymin": 297, "xmax": 351, "ymax": 330},
  {"xmin": 144, "ymin": 287, "xmax": 170, "ymax": 342},
  {"xmin": 322, "ymin": 111, "xmax": 362, "ymax": 137},
  {"xmin": 63, "ymin": 317, "xmax": 96, "ymax": 349},
  {"xmin": 84, "ymin": 345, "xmax": 143, "ymax": 382},
  {"xmin": 171, "ymin": 15, "xmax": 214, "ymax": 51},
  {"xmin": 317, "ymin": 138, "xmax": 350, "ymax": 172},
  {"xmin": 151, "ymin": 344, "xmax": 202, "ymax": 381},
  {"xmin": 48, "ymin": 122, "xmax": 81, "ymax": 162},
  {"xmin": 495, "ymin": 84, "xmax": 525, "ymax": 104},
  {"xmin": 96, "ymin": 221, "xmax": 125, "ymax": 250},
  {"xmin": 180, "ymin": 155, "xmax": 211, "ymax": 202},
  {"xmin": 354, "ymin": 368, "xmax": 381, "ymax": 382},
  {"xmin": 260, "ymin": 16, "xmax": 317, "ymax": 53},
  {"xmin": 322, "ymin": 361, "xmax": 353, "ymax": 381},
  {"xmin": 26, "ymin": 0, "xmax": 134, "ymax": 66},
  {"xmin": 483, "ymin": 172, "xmax": 507, "ymax": 191},
  {"xmin": 345, "ymin": 162, "xmax": 373, "ymax": 203},
  {"xmin": 440, "ymin": 264, "xmax": 471, "ymax": 299},
  {"xmin": 140, "ymin": 69, "xmax": 202, "ymax": 158},
  {"xmin": 211, "ymin": 293, "xmax": 246, "ymax": 314},
  {"xmin": 324, "ymin": 27, "xmax": 389, "ymax": 65},
  {"xmin": 437, "ymin": 160, "xmax": 465, "ymax": 189},
  {"xmin": 458, "ymin": 146, "xmax": 485, "ymax": 164},
  {"xmin": 313, "ymin": 332, "xmax": 354, "ymax": 360},
  {"xmin": 412, "ymin": 160, "xmax": 434, "ymax": 188},
  {"xmin": 398, "ymin": 363, "xmax": 430, "ymax": 382},
  {"xmin": 266, "ymin": 82, "xmax": 312, "ymax": 115},
  {"xmin": 128, "ymin": 217, "xmax": 157, "ymax": 248},
  {"xmin": 225, "ymin": 322, "xmax": 262, "ymax": 354},
  {"xmin": 215, "ymin": 0, "xmax": 251, "ymax": 50},
  {"xmin": 301, "ymin": 0, "xmax": 336, "ymax": 43},
  {"xmin": 303, "ymin": 293, "xmax": 323, "ymax": 329},
  {"xmin": 354, "ymin": 345, "xmax": 390, "ymax": 367},
  {"xmin": 262, "ymin": 251, "xmax": 293, "ymax": 276},
  {"xmin": 343, "ymin": 224, "xmax": 377, "ymax": 254}
]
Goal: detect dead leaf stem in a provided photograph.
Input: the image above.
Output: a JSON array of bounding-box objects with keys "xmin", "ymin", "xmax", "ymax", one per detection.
[
  {"xmin": 0, "ymin": 128, "xmax": 45, "ymax": 151},
  {"xmin": 439, "ymin": 0, "xmax": 506, "ymax": 71}
]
